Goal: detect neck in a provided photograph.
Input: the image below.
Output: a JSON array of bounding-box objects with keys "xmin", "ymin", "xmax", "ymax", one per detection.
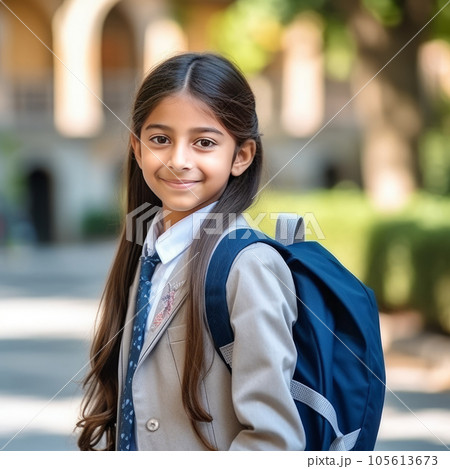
[
  {"xmin": 161, "ymin": 210, "xmax": 185, "ymax": 232},
  {"xmin": 161, "ymin": 201, "xmax": 218, "ymax": 232}
]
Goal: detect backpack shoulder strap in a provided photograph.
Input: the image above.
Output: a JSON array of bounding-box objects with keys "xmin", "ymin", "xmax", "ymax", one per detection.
[{"xmin": 205, "ymin": 229, "xmax": 284, "ymax": 369}]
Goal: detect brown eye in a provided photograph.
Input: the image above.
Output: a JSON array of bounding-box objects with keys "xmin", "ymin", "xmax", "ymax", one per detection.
[
  {"xmin": 195, "ymin": 138, "xmax": 215, "ymax": 149},
  {"xmin": 150, "ymin": 135, "xmax": 170, "ymax": 145}
]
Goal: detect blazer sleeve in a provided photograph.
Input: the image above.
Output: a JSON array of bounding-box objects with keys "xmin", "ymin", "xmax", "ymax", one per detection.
[{"xmin": 225, "ymin": 242, "xmax": 306, "ymax": 450}]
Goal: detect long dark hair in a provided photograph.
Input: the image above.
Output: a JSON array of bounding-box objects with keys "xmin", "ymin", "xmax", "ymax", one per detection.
[{"xmin": 76, "ymin": 52, "xmax": 263, "ymax": 450}]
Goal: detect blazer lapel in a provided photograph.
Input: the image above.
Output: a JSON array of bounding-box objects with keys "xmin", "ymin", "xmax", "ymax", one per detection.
[
  {"xmin": 137, "ymin": 266, "xmax": 188, "ymax": 366},
  {"xmin": 147, "ymin": 279, "xmax": 186, "ymax": 334}
]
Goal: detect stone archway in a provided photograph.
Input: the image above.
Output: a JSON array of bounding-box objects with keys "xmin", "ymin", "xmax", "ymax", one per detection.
[{"xmin": 101, "ymin": 3, "xmax": 138, "ymax": 120}]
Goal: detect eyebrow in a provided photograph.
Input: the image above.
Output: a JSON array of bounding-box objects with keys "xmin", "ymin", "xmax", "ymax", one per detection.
[{"xmin": 144, "ymin": 123, "xmax": 224, "ymax": 136}]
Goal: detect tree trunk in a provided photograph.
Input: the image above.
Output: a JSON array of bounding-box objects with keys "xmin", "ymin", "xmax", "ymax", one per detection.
[{"xmin": 338, "ymin": 1, "xmax": 432, "ymax": 210}]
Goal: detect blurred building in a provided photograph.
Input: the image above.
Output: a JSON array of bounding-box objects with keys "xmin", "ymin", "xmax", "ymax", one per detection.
[{"xmin": 0, "ymin": 0, "xmax": 361, "ymax": 244}]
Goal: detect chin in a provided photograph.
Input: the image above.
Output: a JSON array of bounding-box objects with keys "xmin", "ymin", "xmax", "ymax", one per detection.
[{"xmin": 164, "ymin": 204, "xmax": 197, "ymax": 213}]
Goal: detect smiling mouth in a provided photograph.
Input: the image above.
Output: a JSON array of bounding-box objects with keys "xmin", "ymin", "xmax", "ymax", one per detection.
[{"xmin": 160, "ymin": 178, "xmax": 199, "ymax": 188}]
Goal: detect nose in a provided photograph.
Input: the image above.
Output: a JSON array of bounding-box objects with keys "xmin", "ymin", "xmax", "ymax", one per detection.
[{"xmin": 167, "ymin": 143, "xmax": 192, "ymax": 171}]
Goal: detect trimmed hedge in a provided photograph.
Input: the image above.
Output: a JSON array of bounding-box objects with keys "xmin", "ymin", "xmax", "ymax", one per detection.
[
  {"xmin": 366, "ymin": 218, "xmax": 450, "ymax": 333},
  {"xmin": 248, "ymin": 187, "xmax": 375, "ymax": 277},
  {"xmin": 81, "ymin": 208, "xmax": 121, "ymax": 239},
  {"xmin": 248, "ymin": 188, "xmax": 450, "ymax": 334}
]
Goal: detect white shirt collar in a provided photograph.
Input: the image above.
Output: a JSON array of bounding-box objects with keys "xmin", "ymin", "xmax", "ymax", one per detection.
[{"xmin": 143, "ymin": 202, "xmax": 218, "ymax": 264}]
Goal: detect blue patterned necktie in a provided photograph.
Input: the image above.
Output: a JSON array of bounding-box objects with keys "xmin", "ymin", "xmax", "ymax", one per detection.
[{"xmin": 118, "ymin": 252, "xmax": 161, "ymax": 451}]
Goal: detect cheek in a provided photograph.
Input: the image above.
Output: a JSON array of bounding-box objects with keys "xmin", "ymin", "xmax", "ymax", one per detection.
[
  {"xmin": 141, "ymin": 154, "xmax": 159, "ymax": 174},
  {"xmin": 139, "ymin": 158, "xmax": 159, "ymax": 189}
]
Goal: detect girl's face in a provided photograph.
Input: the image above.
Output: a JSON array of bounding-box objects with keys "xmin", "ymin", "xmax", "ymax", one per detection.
[{"xmin": 132, "ymin": 92, "xmax": 255, "ymax": 228}]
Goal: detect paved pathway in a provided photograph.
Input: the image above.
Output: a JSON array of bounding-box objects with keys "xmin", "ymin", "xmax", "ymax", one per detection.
[{"xmin": 0, "ymin": 242, "xmax": 449, "ymax": 451}]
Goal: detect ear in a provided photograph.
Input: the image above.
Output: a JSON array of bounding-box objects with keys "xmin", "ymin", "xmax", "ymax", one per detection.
[
  {"xmin": 231, "ymin": 139, "xmax": 256, "ymax": 177},
  {"xmin": 131, "ymin": 134, "xmax": 142, "ymax": 168}
]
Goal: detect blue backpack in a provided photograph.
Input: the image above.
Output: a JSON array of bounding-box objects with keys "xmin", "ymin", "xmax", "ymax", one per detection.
[{"xmin": 205, "ymin": 216, "xmax": 386, "ymax": 451}]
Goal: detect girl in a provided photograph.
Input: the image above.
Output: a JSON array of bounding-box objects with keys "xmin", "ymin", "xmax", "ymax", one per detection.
[{"xmin": 76, "ymin": 52, "xmax": 305, "ymax": 451}]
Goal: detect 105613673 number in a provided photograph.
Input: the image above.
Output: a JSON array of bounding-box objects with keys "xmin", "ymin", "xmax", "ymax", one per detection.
[{"xmin": 368, "ymin": 455, "xmax": 438, "ymax": 466}]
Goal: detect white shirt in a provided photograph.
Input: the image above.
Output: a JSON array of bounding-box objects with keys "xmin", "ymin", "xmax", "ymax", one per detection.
[{"xmin": 141, "ymin": 202, "xmax": 218, "ymax": 338}]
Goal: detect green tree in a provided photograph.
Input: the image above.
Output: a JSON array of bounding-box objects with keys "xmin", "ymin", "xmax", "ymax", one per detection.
[{"xmin": 210, "ymin": 0, "xmax": 450, "ymax": 208}]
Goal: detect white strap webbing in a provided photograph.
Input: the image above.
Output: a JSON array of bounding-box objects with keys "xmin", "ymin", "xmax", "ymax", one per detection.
[
  {"xmin": 219, "ymin": 342, "xmax": 234, "ymax": 367},
  {"xmin": 219, "ymin": 342, "xmax": 361, "ymax": 451},
  {"xmin": 290, "ymin": 379, "xmax": 361, "ymax": 450}
]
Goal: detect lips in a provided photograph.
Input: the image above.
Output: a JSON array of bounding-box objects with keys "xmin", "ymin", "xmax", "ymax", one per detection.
[{"xmin": 159, "ymin": 177, "xmax": 199, "ymax": 189}]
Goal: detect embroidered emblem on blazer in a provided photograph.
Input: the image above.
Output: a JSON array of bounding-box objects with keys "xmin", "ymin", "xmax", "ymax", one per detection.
[{"xmin": 150, "ymin": 281, "xmax": 184, "ymax": 332}]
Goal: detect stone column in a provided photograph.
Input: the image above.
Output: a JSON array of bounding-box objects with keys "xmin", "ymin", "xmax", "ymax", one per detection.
[
  {"xmin": 53, "ymin": 0, "xmax": 120, "ymax": 137},
  {"xmin": 281, "ymin": 14, "xmax": 324, "ymax": 137},
  {"xmin": 143, "ymin": 17, "xmax": 187, "ymax": 73}
]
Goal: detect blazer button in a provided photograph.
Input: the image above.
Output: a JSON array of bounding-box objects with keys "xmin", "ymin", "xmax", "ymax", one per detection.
[{"xmin": 146, "ymin": 418, "xmax": 160, "ymax": 432}]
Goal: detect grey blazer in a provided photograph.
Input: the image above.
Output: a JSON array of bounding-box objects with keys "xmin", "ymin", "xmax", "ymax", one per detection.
[{"xmin": 116, "ymin": 241, "xmax": 305, "ymax": 451}]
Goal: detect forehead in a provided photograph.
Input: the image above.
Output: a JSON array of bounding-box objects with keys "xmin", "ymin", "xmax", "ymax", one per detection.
[{"xmin": 145, "ymin": 92, "xmax": 223, "ymax": 127}]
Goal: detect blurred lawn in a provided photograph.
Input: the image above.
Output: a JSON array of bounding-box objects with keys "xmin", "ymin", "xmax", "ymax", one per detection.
[{"xmin": 248, "ymin": 187, "xmax": 377, "ymax": 277}]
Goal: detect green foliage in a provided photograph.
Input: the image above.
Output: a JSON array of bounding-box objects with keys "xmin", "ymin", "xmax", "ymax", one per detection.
[
  {"xmin": 81, "ymin": 208, "xmax": 121, "ymax": 239},
  {"xmin": 323, "ymin": 18, "xmax": 356, "ymax": 81},
  {"xmin": 366, "ymin": 210, "xmax": 450, "ymax": 333},
  {"xmin": 248, "ymin": 188, "xmax": 450, "ymax": 334},
  {"xmin": 248, "ymin": 187, "xmax": 378, "ymax": 279},
  {"xmin": 208, "ymin": 0, "xmax": 284, "ymax": 75},
  {"xmin": 362, "ymin": 0, "xmax": 403, "ymax": 26},
  {"xmin": 420, "ymin": 128, "xmax": 450, "ymax": 196},
  {"xmin": 0, "ymin": 133, "xmax": 24, "ymax": 204},
  {"xmin": 431, "ymin": 0, "xmax": 450, "ymax": 42},
  {"xmin": 208, "ymin": 0, "xmax": 327, "ymax": 74},
  {"xmin": 207, "ymin": 0, "xmax": 450, "ymax": 86}
]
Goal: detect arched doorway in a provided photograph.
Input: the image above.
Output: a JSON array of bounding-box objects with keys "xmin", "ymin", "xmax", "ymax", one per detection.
[
  {"xmin": 101, "ymin": 4, "xmax": 138, "ymax": 121},
  {"xmin": 27, "ymin": 168, "xmax": 53, "ymax": 243}
]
